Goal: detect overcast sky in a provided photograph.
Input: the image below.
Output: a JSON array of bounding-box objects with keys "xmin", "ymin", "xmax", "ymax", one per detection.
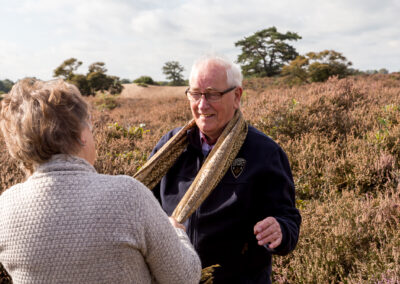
[{"xmin": 1, "ymin": 0, "xmax": 399, "ymax": 82}]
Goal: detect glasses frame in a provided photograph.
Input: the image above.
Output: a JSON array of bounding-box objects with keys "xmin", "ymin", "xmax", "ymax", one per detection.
[{"xmin": 185, "ymin": 86, "xmax": 236, "ymax": 102}]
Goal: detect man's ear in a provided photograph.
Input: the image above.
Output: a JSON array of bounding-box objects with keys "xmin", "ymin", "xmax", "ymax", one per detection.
[{"xmin": 234, "ymin": 86, "xmax": 243, "ymax": 109}]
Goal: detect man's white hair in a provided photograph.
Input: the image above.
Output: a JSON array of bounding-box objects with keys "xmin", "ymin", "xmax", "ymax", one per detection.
[{"xmin": 189, "ymin": 54, "xmax": 243, "ymax": 87}]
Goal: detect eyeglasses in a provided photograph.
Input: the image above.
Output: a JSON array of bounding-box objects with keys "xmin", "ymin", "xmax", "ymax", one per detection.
[{"xmin": 185, "ymin": 86, "xmax": 236, "ymax": 102}]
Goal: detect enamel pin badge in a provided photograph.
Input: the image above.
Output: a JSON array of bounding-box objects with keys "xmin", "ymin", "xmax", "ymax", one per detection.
[{"xmin": 231, "ymin": 158, "xmax": 246, "ymax": 178}]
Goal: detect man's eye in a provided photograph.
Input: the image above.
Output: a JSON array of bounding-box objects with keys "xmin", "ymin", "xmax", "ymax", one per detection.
[{"xmin": 208, "ymin": 93, "xmax": 221, "ymax": 99}]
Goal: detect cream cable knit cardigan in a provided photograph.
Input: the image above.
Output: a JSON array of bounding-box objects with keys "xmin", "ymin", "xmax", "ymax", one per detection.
[{"xmin": 0, "ymin": 155, "xmax": 201, "ymax": 284}]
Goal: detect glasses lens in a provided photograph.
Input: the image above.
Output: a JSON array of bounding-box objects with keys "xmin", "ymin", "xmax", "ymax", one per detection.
[
  {"xmin": 187, "ymin": 91, "xmax": 201, "ymax": 101},
  {"xmin": 206, "ymin": 93, "xmax": 222, "ymax": 102}
]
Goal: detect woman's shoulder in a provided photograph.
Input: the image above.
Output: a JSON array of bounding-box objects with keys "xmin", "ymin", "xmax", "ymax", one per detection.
[
  {"xmin": 0, "ymin": 182, "xmax": 24, "ymax": 200},
  {"xmin": 92, "ymin": 174, "xmax": 160, "ymax": 218},
  {"xmin": 93, "ymin": 174, "xmax": 154, "ymax": 201},
  {"xmin": 94, "ymin": 174, "xmax": 146, "ymax": 190}
]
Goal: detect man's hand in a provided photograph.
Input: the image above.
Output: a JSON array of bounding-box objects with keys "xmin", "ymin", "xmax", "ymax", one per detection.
[
  {"xmin": 254, "ymin": 217, "xmax": 282, "ymax": 249},
  {"xmin": 168, "ymin": 217, "xmax": 186, "ymax": 232}
]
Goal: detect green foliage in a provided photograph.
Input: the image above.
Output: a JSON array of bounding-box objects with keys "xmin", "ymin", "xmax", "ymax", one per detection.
[
  {"xmin": 93, "ymin": 93, "xmax": 119, "ymax": 111},
  {"xmin": 0, "ymin": 79, "xmax": 14, "ymax": 93},
  {"xmin": 235, "ymin": 26, "xmax": 301, "ymax": 77},
  {"xmin": 86, "ymin": 63, "xmax": 123, "ymax": 95},
  {"xmin": 365, "ymin": 69, "xmax": 390, "ymax": 75},
  {"xmin": 133, "ymin": 76, "xmax": 156, "ymax": 85},
  {"xmin": 282, "ymin": 50, "xmax": 353, "ymax": 84},
  {"xmin": 53, "ymin": 59, "xmax": 123, "ymax": 96},
  {"xmin": 87, "ymin": 71, "xmax": 111, "ymax": 93},
  {"xmin": 378, "ymin": 68, "xmax": 389, "ymax": 74},
  {"xmin": 107, "ymin": 122, "xmax": 149, "ymax": 140},
  {"xmin": 53, "ymin": 58, "xmax": 82, "ymax": 80},
  {"xmin": 69, "ymin": 74, "xmax": 91, "ymax": 95},
  {"xmin": 120, "ymin": 78, "xmax": 131, "ymax": 84},
  {"xmin": 156, "ymin": 81, "xmax": 169, "ymax": 86},
  {"xmin": 107, "ymin": 76, "xmax": 124, "ymax": 95},
  {"xmin": 88, "ymin": 62, "xmax": 107, "ymax": 74},
  {"xmin": 162, "ymin": 61, "xmax": 185, "ymax": 86},
  {"xmin": 112, "ymin": 150, "xmax": 148, "ymax": 164}
]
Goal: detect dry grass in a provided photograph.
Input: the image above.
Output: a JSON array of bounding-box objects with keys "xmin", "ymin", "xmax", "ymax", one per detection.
[
  {"xmin": 1, "ymin": 74, "xmax": 400, "ymax": 283},
  {"xmin": 120, "ymin": 83, "xmax": 187, "ymax": 99}
]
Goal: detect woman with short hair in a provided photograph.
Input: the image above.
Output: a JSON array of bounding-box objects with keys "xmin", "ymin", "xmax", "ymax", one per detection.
[{"xmin": 0, "ymin": 78, "xmax": 201, "ymax": 284}]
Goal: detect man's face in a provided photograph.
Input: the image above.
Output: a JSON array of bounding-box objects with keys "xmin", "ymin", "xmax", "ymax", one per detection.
[{"xmin": 189, "ymin": 63, "xmax": 242, "ymax": 143}]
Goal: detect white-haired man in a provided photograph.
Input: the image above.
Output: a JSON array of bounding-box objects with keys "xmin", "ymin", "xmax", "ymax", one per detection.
[{"xmin": 146, "ymin": 55, "xmax": 301, "ymax": 283}]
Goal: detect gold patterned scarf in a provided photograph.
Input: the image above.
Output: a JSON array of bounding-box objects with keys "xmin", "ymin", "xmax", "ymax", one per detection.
[{"xmin": 134, "ymin": 109, "xmax": 248, "ymax": 223}]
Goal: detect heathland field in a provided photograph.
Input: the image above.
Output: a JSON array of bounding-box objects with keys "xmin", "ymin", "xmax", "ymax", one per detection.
[{"xmin": 1, "ymin": 74, "xmax": 400, "ymax": 283}]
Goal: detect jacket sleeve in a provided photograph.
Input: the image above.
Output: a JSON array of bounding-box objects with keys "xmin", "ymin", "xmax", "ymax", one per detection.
[
  {"xmin": 126, "ymin": 178, "xmax": 202, "ymax": 284},
  {"xmin": 258, "ymin": 147, "xmax": 301, "ymax": 256}
]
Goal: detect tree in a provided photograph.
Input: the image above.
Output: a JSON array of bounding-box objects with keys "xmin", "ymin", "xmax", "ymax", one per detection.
[
  {"xmin": 162, "ymin": 61, "xmax": 185, "ymax": 86},
  {"xmin": 235, "ymin": 27, "xmax": 301, "ymax": 77},
  {"xmin": 53, "ymin": 59, "xmax": 123, "ymax": 96},
  {"xmin": 69, "ymin": 74, "xmax": 91, "ymax": 96},
  {"xmin": 53, "ymin": 58, "xmax": 82, "ymax": 80},
  {"xmin": 88, "ymin": 62, "xmax": 107, "ymax": 74},
  {"xmin": 86, "ymin": 62, "xmax": 123, "ymax": 94},
  {"xmin": 86, "ymin": 61, "xmax": 108, "ymax": 93},
  {"xmin": 282, "ymin": 50, "xmax": 353, "ymax": 84}
]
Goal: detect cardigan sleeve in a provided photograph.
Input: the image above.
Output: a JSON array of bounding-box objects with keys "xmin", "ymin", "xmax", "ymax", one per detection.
[{"xmin": 124, "ymin": 177, "xmax": 202, "ymax": 284}]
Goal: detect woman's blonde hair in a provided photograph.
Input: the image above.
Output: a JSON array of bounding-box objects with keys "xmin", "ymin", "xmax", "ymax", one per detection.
[{"xmin": 0, "ymin": 78, "xmax": 89, "ymax": 175}]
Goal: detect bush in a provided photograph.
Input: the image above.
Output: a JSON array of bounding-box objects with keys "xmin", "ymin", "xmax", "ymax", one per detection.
[
  {"xmin": 120, "ymin": 78, "xmax": 131, "ymax": 84},
  {"xmin": 133, "ymin": 76, "xmax": 156, "ymax": 85},
  {"xmin": 93, "ymin": 93, "xmax": 119, "ymax": 111},
  {"xmin": 0, "ymin": 79, "xmax": 14, "ymax": 93}
]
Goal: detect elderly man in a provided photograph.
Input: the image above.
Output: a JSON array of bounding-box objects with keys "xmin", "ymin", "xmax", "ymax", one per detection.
[{"xmin": 137, "ymin": 55, "xmax": 301, "ymax": 283}]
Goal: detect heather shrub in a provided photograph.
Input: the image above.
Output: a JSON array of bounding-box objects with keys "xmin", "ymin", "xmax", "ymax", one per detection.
[
  {"xmin": 1, "ymin": 74, "xmax": 400, "ymax": 282},
  {"xmin": 273, "ymin": 188, "xmax": 400, "ymax": 283}
]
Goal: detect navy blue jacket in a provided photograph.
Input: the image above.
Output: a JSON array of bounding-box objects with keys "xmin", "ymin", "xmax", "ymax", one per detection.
[{"xmin": 151, "ymin": 125, "xmax": 301, "ymax": 284}]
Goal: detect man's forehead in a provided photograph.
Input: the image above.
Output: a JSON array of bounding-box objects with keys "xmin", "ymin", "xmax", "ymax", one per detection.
[{"xmin": 191, "ymin": 64, "xmax": 227, "ymax": 88}]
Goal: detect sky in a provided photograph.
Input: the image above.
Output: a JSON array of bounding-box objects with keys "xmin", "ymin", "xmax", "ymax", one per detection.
[{"xmin": 1, "ymin": 0, "xmax": 399, "ymax": 82}]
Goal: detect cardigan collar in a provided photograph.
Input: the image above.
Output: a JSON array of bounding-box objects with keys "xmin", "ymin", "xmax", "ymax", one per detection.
[{"xmin": 32, "ymin": 154, "xmax": 97, "ymax": 176}]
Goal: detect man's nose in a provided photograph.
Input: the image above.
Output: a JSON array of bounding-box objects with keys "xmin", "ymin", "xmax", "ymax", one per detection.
[{"xmin": 197, "ymin": 95, "xmax": 210, "ymax": 109}]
